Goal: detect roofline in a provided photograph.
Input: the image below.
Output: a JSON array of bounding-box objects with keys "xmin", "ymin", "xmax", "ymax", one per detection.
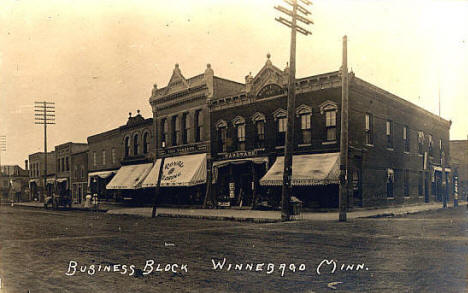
[
  {"xmin": 352, "ymin": 75, "xmax": 451, "ymax": 127},
  {"xmin": 213, "ymin": 76, "xmax": 244, "ymax": 86}
]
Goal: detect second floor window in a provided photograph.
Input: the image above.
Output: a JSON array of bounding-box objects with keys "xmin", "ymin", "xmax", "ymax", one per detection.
[
  {"xmin": 161, "ymin": 119, "xmax": 168, "ymax": 146},
  {"xmin": 171, "ymin": 116, "xmax": 179, "ymax": 146},
  {"xmin": 417, "ymin": 132, "xmax": 424, "ymax": 154},
  {"xmin": 277, "ymin": 116, "xmax": 287, "ymax": 146},
  {"xmin": 195, "ymin": 110, "xmax": 203, "ymax": 142},
  {"xmin": 111, "ymin": 148, "xmax": 116, "ymax": 164},
  {"xmin": 102, "ymin": 150, "xmax": 106, "ymax": 165},
  {"xmin": 386, "ymin": 120, "xmax": 393, "ymax": 149},
  {"xmin": 143, "ymin": 132, "xmax": 149, "ymax": 154},
  {"xmin": 300, "ymin": 113, "xmax": 311, "ymax": 144},
  {"xmin": 133, "ymin": 134, "xmax": 139, "ymax": 155},
  {"xmin": 81, "ymin": 166, "xmax": 84, "ymax": 179},
  {"xmin": 236, "ymin": 123, "xmax": 246, "ymax": 151},
  {"xmin": 65, "ymin": 157, "xmax": 69, "ymax": 171},
  {"xmin": 255, "ymin": 120, "xmax": 265, "ymax": 149},
  {"xmin": 182, "ymin": 113, "xmax": 188, "ymax": 145},
  {"xmin": 403, "ymin": 126, "xmax": 409, "ymax": 152},
  {"xmin": 218, "ymin": 126, "xmax": 227, "ymax": 153},
  {"xmin": 325, "ymin": 110, "xmax": 337, "ymax": 141},
  {"xmin": 93, "ymin": 152, "xmax": 97, "ymax": 167},
  {"xmin": 124, "ymin": 137, "xmax": 130, "ymax": 157},
  {"xmin": 365, "ymin": 113, "xmax": 373, "ymax": 145}
]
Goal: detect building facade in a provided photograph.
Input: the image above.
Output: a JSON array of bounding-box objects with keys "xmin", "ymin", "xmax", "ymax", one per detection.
[
  {"xmin": 87, "ymin": 111, "xmax": 154, "ymax": 202},
  {"xmin": 145, "ymin": 64, "xmax": 244, "ymax": 205},
  {"xmin": 450, "ymin": 139, "xmax": 468, "ymax": 200},
  {"xmin": 54, "ymin": 142, "xmax": 88, "ymax": 201},
  {"xmin": 71, "ymin": 150, "xmax": 88, "ymax": 204},
  {"xmin": 0, "ymin": 164, "xmax": 29, "ymax": 202},
  {"xmin": 28, "ymin": 151, "xmax": 56, "ymax": 201},
  {"xmin": 206, "ymin": 55, "xmax": 452, "ymax": 209}
]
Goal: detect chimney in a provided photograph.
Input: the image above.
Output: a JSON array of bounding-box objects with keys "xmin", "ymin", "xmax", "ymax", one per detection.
[{"xmin": 25, "ymin": 160, "xmax": 29, "ymax": 171}]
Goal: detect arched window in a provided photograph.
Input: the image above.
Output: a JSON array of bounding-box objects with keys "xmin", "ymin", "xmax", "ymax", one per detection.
[
  {"xmin": 124, "ymin": 137, "xmax": 130, "ymax": 157},
  {"xmin": 216, "ymin": 120, "xmax": 228, "ymax": 153},
  {"xmin": 232, "ymin": 116, "xmax": 246, "ymax": 151},
  {"xmin": 133, "ymin": 134, "xmax": 139, "ymax": 155},
  {"xmin": 143, "ymin": 132, "xmax": 150, "ymax": 154},
  {"xmin": 296, "ymin": 104, "xmax": 312, "ymax": 145},
  {"xmin": 252, "ymin": 112, "xmax": 266, "ymax": 149},
  {"xmin": 273, "ymin": 108, "xmax": 287, "ymax": 146},
  {"xmin": 319, "ymin": 100, "xmax": 338, "ymax": 142}
]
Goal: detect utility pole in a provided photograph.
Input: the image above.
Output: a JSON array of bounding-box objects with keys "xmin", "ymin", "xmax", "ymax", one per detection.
[
  {"xmin": 34, "ymin": 101, "xmax": 55, "ymax": 197},
  {"xmin": 339, "ymin": 36, "xmax": 349, "ymax": 222},
  {"xmin": 0, "ymin": 136, "xmax": 6, "ymax": 174},
  {"xmin": 275, "ymin": 0, "xmax": 313, "ymax": 221},
  {"xmin": 152, "ymin": 141, "xmax": 166, "ymax": 218}
]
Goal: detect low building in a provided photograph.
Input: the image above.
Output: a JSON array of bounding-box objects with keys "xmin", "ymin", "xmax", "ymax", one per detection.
[
  {"xmin": 54, "ymin": 142, "xmax": 88, "ymax": 201},
  {"xmin": 0, "ymin": 164, "xmax": 29, "ymax": 202},
  {"xmin": 28, "ymin": 151, "xmax": 56, "ymax": 201},
  {"xmin": 71, "ymin": 150, "xmax": 88, "ymax": 204},
  {"xmin": 450, "ymin": 139, "xmax": 468, "ymax": 200},
  {"xmin": 87, "ymin": 111, "xmax": 154, "ymax": 202}
]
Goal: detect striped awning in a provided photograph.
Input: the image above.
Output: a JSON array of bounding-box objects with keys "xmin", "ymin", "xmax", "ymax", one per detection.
[
  {"xmin": 259, "ymin": 153, "xmax": 340, "ymax": 186},
  {"xmin": 106, "ymin": 163, "xmax": 153, "ymax": 190},
  {"xmin": 141, "ymin": 153, "xmax": 207, "ymax": 188}
]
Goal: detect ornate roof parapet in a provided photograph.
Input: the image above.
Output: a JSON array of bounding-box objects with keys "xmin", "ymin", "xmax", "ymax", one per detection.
[
  {"xmin": 245, "ymin": 72, "xmax": 253, "ymax": 93},
  {"xmin": 204, "ymin": 64, "xmax": 214, "ymax": 99}
]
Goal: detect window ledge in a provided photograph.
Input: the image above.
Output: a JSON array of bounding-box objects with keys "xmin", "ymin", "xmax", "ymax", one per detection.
[
  {"xmin": 322, "ymin": 141, "xmax": 337, "ymax": 145},
  {"xmin": 417, "ymin": 154, "xmax": 423, "ymax": 157},
  {"xmin": 298, "ymin": 143, "xmax": 312, "ymax": 147},
  {"xmin": 403, "ymin": 151, "xmax": 410, "ymax": 154},
  {"xmin": 387, "ymin": 197, "xmax": 395, "ymax": 200},
  {"xmin": 365, "ymin": 144, "xmax": 374, "ymax": 147},
  {"xmin": 274, "ymin": 146, "xmax": 285, "ymax": 150},
  {"xmin": 404, "ymin": 196, "xmax": 411, "ymax": 199},
  {"xmin": 254, "ymin": 148, "xmax": 266, "ymax": 152},
  {"xmin": 386, "ymin": 148, "xmax": 394, "ymax": 151}
]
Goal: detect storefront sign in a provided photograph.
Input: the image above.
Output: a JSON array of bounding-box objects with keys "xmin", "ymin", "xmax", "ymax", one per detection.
[
  {"xmin": 162, "ymin": 160, "xmax": 184, "ymax": 181},
  {"xmin": 229, "ymin": 182, "xmax": 235, "ymax": 198},
  {"xmin": 161, "ymin": 144, "xmax": 207, "ymax": 156},
  {"xmin": 220, "ymin": 150, "xmax": 258, "ymax": 160}
]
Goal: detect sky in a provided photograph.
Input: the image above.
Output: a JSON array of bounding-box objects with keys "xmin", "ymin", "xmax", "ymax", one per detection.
[{"xmin": 1, "ymin": 0, "xmax": 467, "ymax": 167}]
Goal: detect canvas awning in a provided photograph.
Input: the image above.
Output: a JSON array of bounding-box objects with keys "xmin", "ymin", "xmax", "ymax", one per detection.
[
  {"xmin": 56, "ymin": 177, "xmax": 68, "ymax": 183},
  {"xmin": 259, "ymin": 153, "xmax": 340, "ymax": 186},
  {"xmin": 106, "ymin": 163, "xmax": 153, "ymax": 190},
  {"xmin": 88, "ymin": 170, "xmax": 117, "ymax": 179},
  {"xmin": 212, "ymin": 157, "xmax": 269, "ymax": 183},
  {"xmin": 29, "ymin": 179, "xmax": 40, "ymax": 184},
  {"xmin": 46, "ymin": 178, "xmax": 56, "ymax": 184},
  {"xmin": 88, "ymin": 170, "xmax": 117, "ymax": 185},
  {"xmin": 141, "ymin": 153, "xmax": 207, "ymax": 188}
]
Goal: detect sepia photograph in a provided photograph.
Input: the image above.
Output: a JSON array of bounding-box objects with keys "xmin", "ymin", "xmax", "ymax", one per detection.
[{"xmin": 0, "ymin": 0, "xmax": 467, "ymax": 292}]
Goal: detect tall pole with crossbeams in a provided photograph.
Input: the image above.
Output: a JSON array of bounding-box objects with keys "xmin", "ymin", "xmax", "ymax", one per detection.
[
  {"xmin": 274, "ymin": 0, "xmax": 313, "ymax": 221},
  {"xmin": 34, "ymin": 101, "xmax": 55, "ymax": 197}
]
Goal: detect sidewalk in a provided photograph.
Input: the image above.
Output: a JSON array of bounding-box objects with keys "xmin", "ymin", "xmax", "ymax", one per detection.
[
  {"xmin": 14, "ymin": 200, "xmax": 464, "ymax": 222},
  {"xmin": 107, "ymin": 201, "xmax": 462, "ymax": 222}
]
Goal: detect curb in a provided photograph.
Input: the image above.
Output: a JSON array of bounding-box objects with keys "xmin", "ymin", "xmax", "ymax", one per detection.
[{"xmin": 156, "ymin": 213, "xmax": 281, "ymax": 223}]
